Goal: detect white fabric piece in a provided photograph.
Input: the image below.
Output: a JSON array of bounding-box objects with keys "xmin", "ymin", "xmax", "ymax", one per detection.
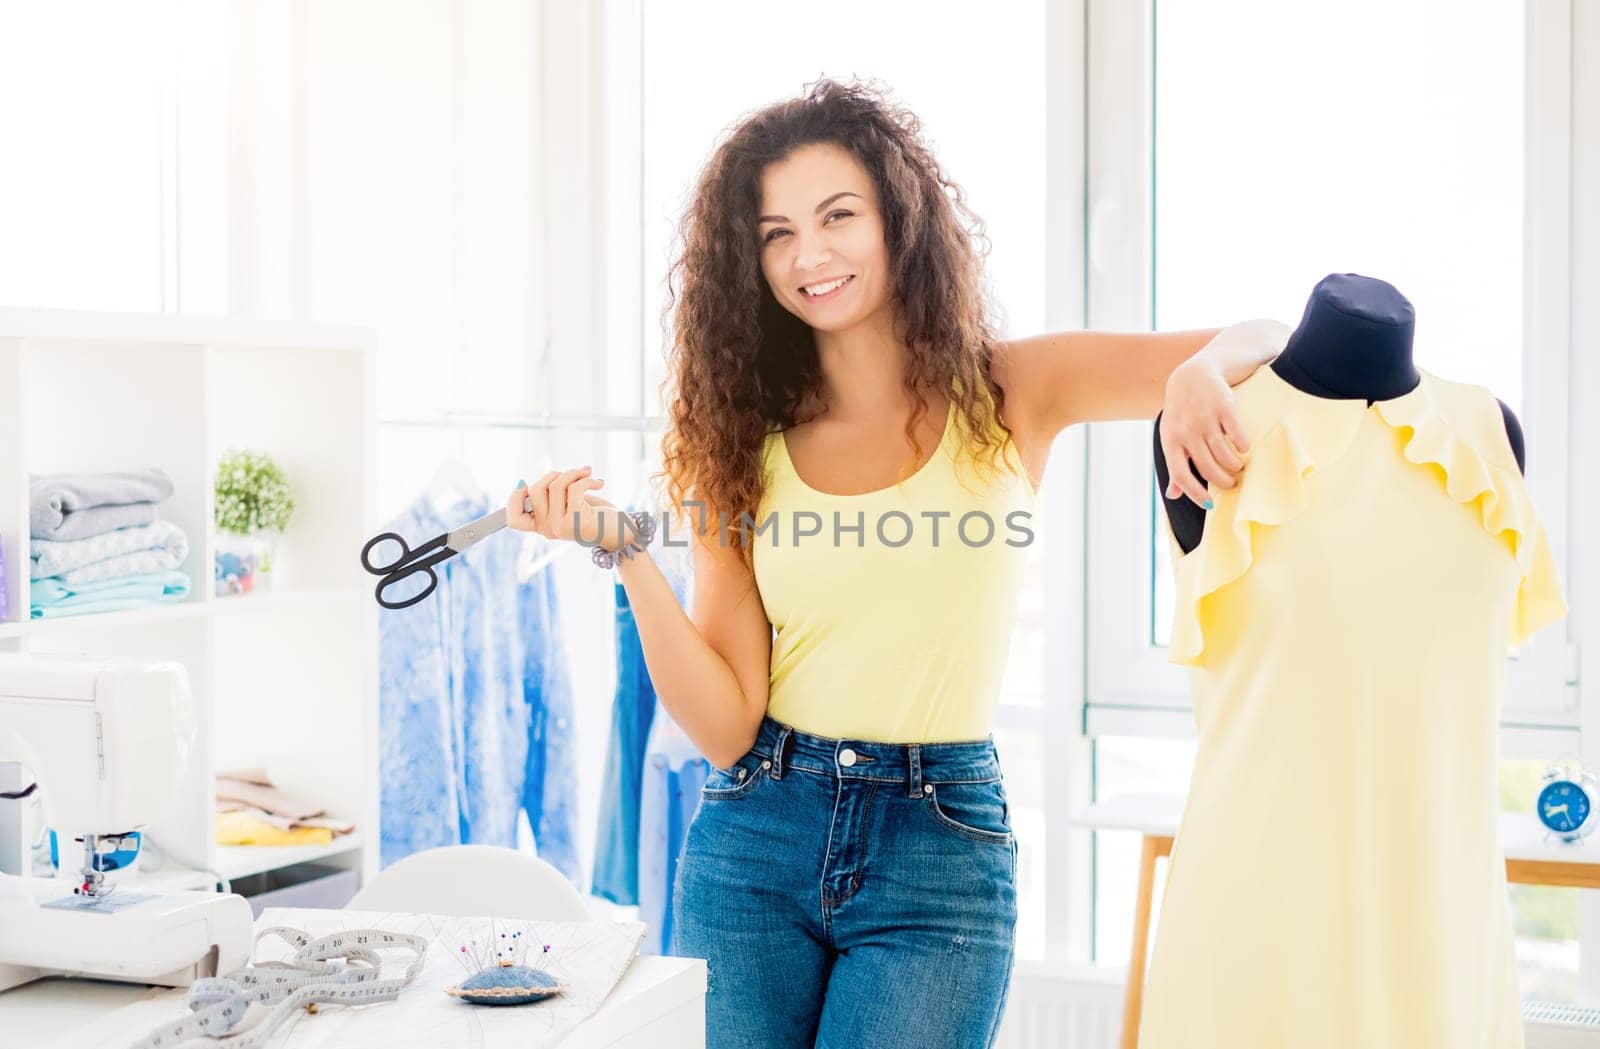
[{"xmin": 0, "ymin": 872, "xmax": 35, "ymax": 912}]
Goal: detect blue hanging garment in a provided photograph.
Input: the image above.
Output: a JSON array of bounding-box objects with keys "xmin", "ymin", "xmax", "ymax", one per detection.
[
  {"xmin": 378, "ymin": 493, "xmax": 462, "ymax": 866},
  {"xmin": 590, "ymin": 526, "xmax": 692, "ymax": 905},
  {"xmin": 638, "ymin": 709, "xmax": 709, "ymax": 956},
  {"xmin": 519, "ymin": 556, "xmax": 580, "ymax": 880},
  {"xmin": 640, "ymin": 539, "xmax": 711, "ymax": 955},
  {"xmin": 589, "ymin": 581, "xmax": 658, "ymax": 906},
  {"xmin": 378, "ymin": 491, "xmax": 579, "ymax": 880}
]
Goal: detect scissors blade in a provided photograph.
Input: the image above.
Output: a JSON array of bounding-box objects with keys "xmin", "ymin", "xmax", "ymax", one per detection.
[{"xmin": 445, "ymin": 507, "xmax": 509, "ymax": 552}]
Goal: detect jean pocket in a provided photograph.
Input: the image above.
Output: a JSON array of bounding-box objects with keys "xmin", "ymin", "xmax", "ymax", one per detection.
[
  {"xmin": 701, "ymin": 749, "xmax": 771, "ymax": 801},
  {"xmin": 922, "ymin": 779, "xmax": 1014, "ymax": 845}
]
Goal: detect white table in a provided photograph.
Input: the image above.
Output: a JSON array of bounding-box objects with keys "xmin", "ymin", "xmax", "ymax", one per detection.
[
  {"xmin": 0, "ymin": 953, "xmax": 705, "ymax": 1049},
  {"xmin": 1073, "ymin": 793, "xmax": 1600, "ymax": 1049}
]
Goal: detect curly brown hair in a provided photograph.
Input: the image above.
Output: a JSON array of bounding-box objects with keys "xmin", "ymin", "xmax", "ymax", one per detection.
[{"xmin": 656, "ymin": 76, "xmax": 1018, "ymax": 566}]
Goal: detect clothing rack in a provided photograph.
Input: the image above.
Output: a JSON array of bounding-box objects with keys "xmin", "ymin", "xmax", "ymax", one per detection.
[
  {"xmin": 377, "ymin": 410, "xmax": 666, "ymax": 432},
  {"xmin": 523, "ymin": 538, "xmax": 576, "ymax": 580},
  {"xmin": 390, "ymin": 410, "xmax": 668, "ymax": 568}
]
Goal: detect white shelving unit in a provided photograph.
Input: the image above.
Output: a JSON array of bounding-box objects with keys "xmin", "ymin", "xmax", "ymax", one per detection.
[{"xmin": 0, "ymin": 306, "xmax": 379, "ymax": 895}]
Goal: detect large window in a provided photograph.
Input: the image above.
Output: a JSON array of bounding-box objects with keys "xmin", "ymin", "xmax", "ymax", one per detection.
[
  {"xmin": 1084, "ymin": 0, "xmax": 1585, "ymax": 992},
  {"xmin": 631, "ymin": 0, "xmax": 1591, "ymax": 981},
  {"xmin": 1091, "ymin": 0, "xmax": 1565, "ymax": 715},
  {"xmin": 1149, "ymin": 0, "xmax": 1527, "ymax": 651},
  {"xmin": 1091, "ymin": 735, "xmax": 1196, "ymax": 965},
  {"xmin": 1503, "ymin": 757, "xmax": 1583, "ymax": 1002}
]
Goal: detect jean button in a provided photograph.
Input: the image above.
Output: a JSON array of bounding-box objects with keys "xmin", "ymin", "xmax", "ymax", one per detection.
[{"xmin": 838, "ymin": 748, "xmax": 858, "ymax": 767}]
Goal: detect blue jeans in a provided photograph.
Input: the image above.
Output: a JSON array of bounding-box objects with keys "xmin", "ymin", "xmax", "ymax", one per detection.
[{"xmin": 671, "ymin": 715, "xmax": 1018, "ymax": 1048}]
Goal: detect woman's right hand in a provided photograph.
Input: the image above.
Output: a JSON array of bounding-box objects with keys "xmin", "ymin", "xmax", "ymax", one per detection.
[{"xmin": 507, "ymin": 467, "xmax": 626, "ymax": 551}]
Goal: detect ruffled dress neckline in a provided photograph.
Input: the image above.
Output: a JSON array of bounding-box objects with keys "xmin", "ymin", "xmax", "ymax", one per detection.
[{"xmin": 1167, "ymin": 363, "xmax": 1565, "ymax": 667}]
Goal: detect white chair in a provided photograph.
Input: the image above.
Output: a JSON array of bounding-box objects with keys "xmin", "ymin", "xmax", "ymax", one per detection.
[{"xmin": 345, "ymin": 844, "xmax": 590, "ymax": 922}]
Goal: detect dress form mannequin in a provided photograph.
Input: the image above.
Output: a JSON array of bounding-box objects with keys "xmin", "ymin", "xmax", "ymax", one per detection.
[
  {"xmin": 1138, "ymin": 272, "xmax": 1566, "ymax": 1049},
  {"xmin": 1154, "ymin": 273, "xmax": 1526, "ymax": 554}
]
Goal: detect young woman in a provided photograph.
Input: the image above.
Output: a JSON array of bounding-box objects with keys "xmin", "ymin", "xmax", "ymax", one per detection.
[{"xmin": 508, "ymin": 78, "xmax": 1283, "ymax": 1048}]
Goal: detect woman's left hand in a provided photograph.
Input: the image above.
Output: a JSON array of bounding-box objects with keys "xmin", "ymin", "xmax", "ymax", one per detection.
[{"xmin": 1159, "ymin": 358, "xmax": 1250, "ymax": 508}]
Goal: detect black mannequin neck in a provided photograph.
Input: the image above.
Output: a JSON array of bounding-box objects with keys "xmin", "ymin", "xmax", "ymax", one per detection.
[{"xmin": 1269, "ymin": 274, "xmax": 1421, "ymax": 405}]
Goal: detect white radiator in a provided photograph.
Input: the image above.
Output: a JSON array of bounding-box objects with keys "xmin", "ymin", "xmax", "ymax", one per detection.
[
  {"xmin": 991, "ymin": 971, "xmax": 1600, "ymax": 1049},
  {"xmin": 994, "ymin": 963, "xmax": 1125, "ymax": 1049},
  {"xmin": 1525, "ymin": 1000, "xmax": 1600, "ymax": 1049}
]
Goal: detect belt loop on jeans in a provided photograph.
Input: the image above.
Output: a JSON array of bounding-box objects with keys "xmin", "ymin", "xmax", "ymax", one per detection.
[
  {"xmin": 906, "ymin": 744, "xmax": 923, "ymax": 799},
  {"xmin": 770, "ymin": 725, "xmax": 793, "ymax": 780}
]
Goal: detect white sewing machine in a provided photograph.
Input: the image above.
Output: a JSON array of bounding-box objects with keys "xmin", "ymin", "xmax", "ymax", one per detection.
[{"xmin": 0, "ymin": 652, "xmax": 253, "ymax": 993}]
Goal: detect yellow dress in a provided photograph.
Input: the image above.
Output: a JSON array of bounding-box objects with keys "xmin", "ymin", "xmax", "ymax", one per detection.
[{"xmin": 1140, "ymin": 365, "xmax": 1567, "ymax": 1049}]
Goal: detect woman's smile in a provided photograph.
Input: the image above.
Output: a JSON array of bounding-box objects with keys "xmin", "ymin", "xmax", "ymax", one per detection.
[{"xmin": 799, "ymin": 274, "xmax": 855, "ymax": 303}]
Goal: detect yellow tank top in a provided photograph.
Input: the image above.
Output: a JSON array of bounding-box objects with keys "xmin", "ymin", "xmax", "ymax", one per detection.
[{"xmin": 753, "ymin": 395, "xmax": 1038, "ymax": 743}]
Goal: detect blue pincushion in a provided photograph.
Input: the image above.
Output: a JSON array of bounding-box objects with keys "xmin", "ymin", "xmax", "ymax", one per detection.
[
  {"xmin": 444, "ymin": 927, "xmax": 565, "ymax": 1006},
  {"xmin": 448, "ymin": 965, "xmax": 562, "ymax": 1005}
]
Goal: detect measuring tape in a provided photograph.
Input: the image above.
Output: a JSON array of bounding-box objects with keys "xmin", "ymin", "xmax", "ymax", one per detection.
[{"xmin": 131, "ymin": 925, "xmax": 429, "ymax": 1049}]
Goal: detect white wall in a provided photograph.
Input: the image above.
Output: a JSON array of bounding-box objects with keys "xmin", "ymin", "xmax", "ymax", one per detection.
[
  {"xmin": 199, "ymin": 0, "xmax": 637, "ymax": 893},
  {"xmin": 0, "ymin": 1, "xmax": 178, "ymax": 312}
]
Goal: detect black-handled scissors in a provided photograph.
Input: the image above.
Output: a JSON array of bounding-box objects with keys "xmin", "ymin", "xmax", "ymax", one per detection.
[{"xmin": 361, "ymin": 497, "xmax": 533, "ymax": 610}]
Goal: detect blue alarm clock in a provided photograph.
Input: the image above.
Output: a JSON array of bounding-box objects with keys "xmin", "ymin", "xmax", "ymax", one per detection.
[{"xmin": 1536, "ymin": 764, "xmax": 1598, "ymax": 842}]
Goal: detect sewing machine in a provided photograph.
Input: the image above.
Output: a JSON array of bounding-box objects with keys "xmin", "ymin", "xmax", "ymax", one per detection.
[{"xmin": 0, "ymin": 652, "xmax": 253, "ymax": 993}]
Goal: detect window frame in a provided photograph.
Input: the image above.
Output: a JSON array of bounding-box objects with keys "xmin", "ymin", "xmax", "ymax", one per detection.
[{"xmin": 1083, "ymin": 0, "xmax": 1578, "ymax": 740}]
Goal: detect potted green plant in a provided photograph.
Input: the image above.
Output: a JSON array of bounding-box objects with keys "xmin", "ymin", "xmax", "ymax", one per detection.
[{"xmin": 213, "ymin": 449, "xmax": 295, "ymax": 596}]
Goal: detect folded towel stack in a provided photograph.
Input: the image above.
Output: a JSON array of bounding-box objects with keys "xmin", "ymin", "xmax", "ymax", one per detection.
[
  {"xmin": 28, "ymin": 467, "xmax": 192, "ymax": 619},
  {"xmin": 215, "ymin": 767, "xmax": 356, "ymax": 847}
]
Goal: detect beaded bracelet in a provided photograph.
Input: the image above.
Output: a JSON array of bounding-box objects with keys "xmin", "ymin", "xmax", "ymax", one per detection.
[{"xmin": 591, "ymin": 511, "xmax": 657, "ymax": 570}]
